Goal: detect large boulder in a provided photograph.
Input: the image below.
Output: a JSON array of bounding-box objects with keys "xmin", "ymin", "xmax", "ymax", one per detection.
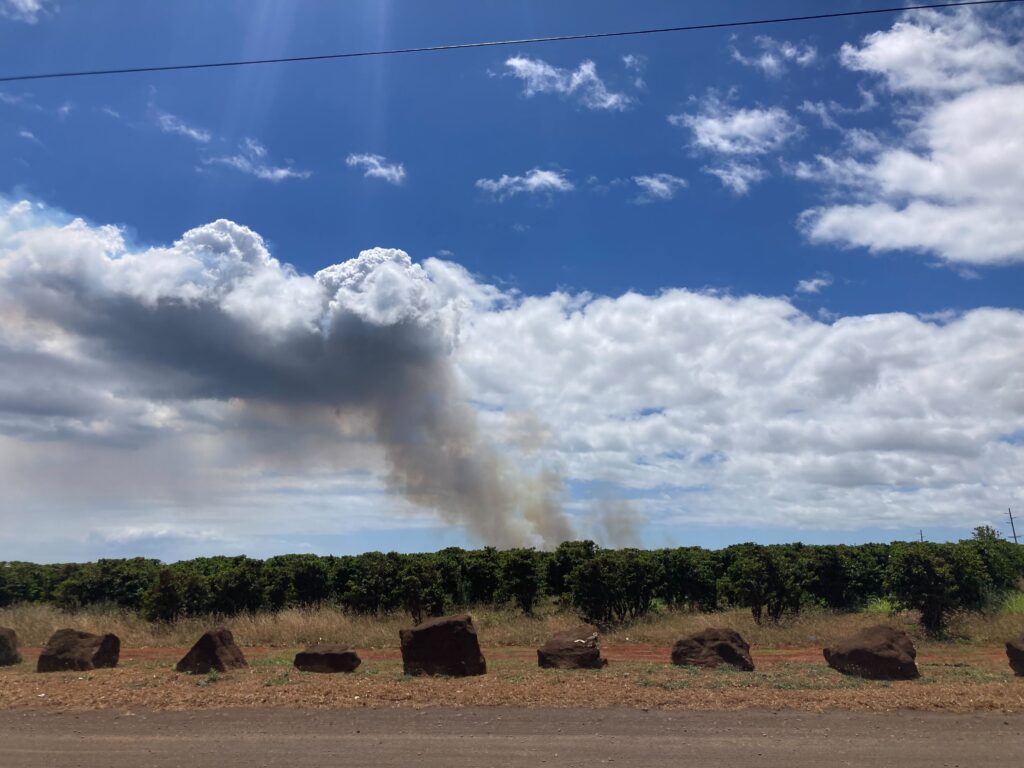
[
  {"xmin": 175, "ymin": 627, "xmax": 247, "ymax": 674},
  {"xmin": 37, "ymin": 629, "xmax": 120, "ymax": 672},
  {"xmin": 1007, "ymin": 635, "xmax": 1024, "ymax": 676},
  {"xmin": 399, "ymin": 614, "xmax": 486, "ymax": 677},
  {"xmin": 824, "ymin": 625, "xmax": 919, "ymax": 680},
  {"xmin": 671, "ymin": 628, "xmax": 755, "ymax": 671},
  {"xmin": 0, "ymin": 627, "xmax": 21, "ymax": 666},
  {"xmin": 294, "ymin": 644, "xmax": 361, "ymax": 673},
  {"xmin": 537, "ymin": 626, "xmax": 607, "ymax": 669}
]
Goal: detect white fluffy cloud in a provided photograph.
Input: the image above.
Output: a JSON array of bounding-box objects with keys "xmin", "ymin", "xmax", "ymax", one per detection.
[
  {"xmin": 204, "ymin": 138, "xmax": 311, "ymax": 182},
  {"xmin": 1, "ymin": 200, "xmax": 1022, "ymax": 555},
  {"xmin": 458, "ymin": 289, "xmax": 1024, "ymax": 533},
  {"xmin": 795, "ymin": 275, "xmax": 832, "ymax": 294},
  {"xmin": 732, "ymin": 36, "xmax": 817, "ymax": 78},
  {"xmin": 345, "ymin": 153, "xmax": 406, "ymax": 185},
  {"xmin": 670, "ymin": 95, "xmax": 801, "ymax": 155},
  {"xmin": 631, "ymin": 173, "xmax": 687, "ymax": 203},
  {"xmin": 839, "ymin": 9, "xmax": 1023, "ymax": 95},
  {"xmin": 0, "ymin": 0, "xmax": 52, "ymax": 23},
  {"xmin": 476, "ymin": 168, "xmax": 574, "ymax": 200},
  {"xmin": 0, "ymin": 199, "xmax": 570, "ymax": 554},
  {"xmin": 504, "ymin": 56, "xmax": 631, "ymax": 111},
  {"xmin": 800, "ymin": 9, "xmax": 1024, "ymax": 266},
  {"xmin": 702, "ymin": 161, "xmax": 767, "ymax": 196},
  {"xmin": 671, "ymin": 94, "xmax": 800, "ymax": 193}
]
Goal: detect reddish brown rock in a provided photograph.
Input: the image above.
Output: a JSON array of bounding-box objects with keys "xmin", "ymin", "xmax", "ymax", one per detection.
[
  {"xmin": 399, "ymin": 614, "xmax": 486, "ymax": 677},
  {"xmin": 37, "ymin": 629, "xmax": 120, "ymax": 672},
  {"xmin": 175, "ymin": 627, "xmax": 247, "ymax": 674},
  {"xmin": 293, "ymin": 644, "xmax": 361, "ymax": 673},
  {"xmin": 537, "ymin": 626, "xmax": 607, "ymax": 669},
  {"xmin": 0, "ymin": 626, "xmax": 21, "ymax": 666},
  {"xmin": 671, "ymin": 628, "xmax": 754, "ymax": 671},
  {"xmin": 1007, "ymin": 635, "xmax": 1024, "ymax": 676},
  {"xmin": 824, "ymin": 625, "xmax": 919, "ymax": 680}
]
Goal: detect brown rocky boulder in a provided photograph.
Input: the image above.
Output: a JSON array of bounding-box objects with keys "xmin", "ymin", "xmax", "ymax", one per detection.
[
  {"xmin": 537, "ymin": 626, "xmax": 607, "ymax": 669},
  {"xmin": 37, "ymin": 629, "xmax": 120, "ymax": 672},
  {"xmin": 293, "ymin": 644, "xmax": 361, "ymax": 673},
  {"xmin": 671, "ymin": 628, "xmax": 755, "ymax": 671},
  {"xmin": 399, "ymin": 614, "xmax": 486, "ymax": 677},
  {"xmin": 1007, "ymin": 635, "xmax": 1024, "ymax": 676},
  {"xmin": 824, "ymin": 625, "xmax": 919, "ymax": 680},
  {"xmin": 175, "ymin": 627, "xmax": 247, "ymax": 674},
  {"xmin": 0, "ymin": 627, "xmax": 21, "ymax": 666}
]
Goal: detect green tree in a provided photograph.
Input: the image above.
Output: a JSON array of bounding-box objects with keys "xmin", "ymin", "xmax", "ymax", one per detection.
[
  {"xmin": 718, "ymin": 545, "xmax": 804, "ymax": 624},
  {"xmin": 500, "ymin": 548, "xmax": 543, "ymax": 615},
  {"xmin": 340, "ymin": 552, "xmax": 402, "ymax": 614},
  {"xmin": 399, "ymin": 555, "xmax": 452, "ymax": 623},
  {"xmin": 568, "ymin": 549, "xmax": 663, "ymax": 626},
  {"xmin": 54, "ymin": 558, "xmax": 162, "ymax": 611},
  {"xmin": 657, "ymin": 547, "xmax": 720, "ymax": 611},
  {"xmin": 546, "ymin": 540, "xmax": 597, "ymax": 599},
  {"xmin": 463, "ymin": 547, "xmax": 502, "ymax": 604},
  {"xmin": 886, "ymin": 542, "xmax": 990, "ymax": 634}
]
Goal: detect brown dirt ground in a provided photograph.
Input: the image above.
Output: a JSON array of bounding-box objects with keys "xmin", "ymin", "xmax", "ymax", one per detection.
[
  {"xmin": 3, "ymin": 708, "xmax": 1024, "ymax": 768},
  {"xmin": 2, "ymin": 643, "xmax": 1021, "ymax": 713},
  {"xmin": 10, "ymin": 642, "xmax": 1010, "ymax": 665}
]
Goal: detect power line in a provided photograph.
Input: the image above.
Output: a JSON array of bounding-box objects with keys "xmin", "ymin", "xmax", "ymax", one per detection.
[{"xmin": 1, "ymin": 0, "xmax": 1021, "ymax": 84}]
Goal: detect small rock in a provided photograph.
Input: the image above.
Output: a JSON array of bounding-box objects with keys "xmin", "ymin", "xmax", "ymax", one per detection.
[
  {"xmin": 37, "ymin": 629, "xmax": 119, "ymax": 673},
  {"xmin": 293, "ymin": 644, "xmax": 361, "ymax": 674},
  {"xmin": 0, "ymin": 627, "xmax": 21, "ymax": 667},
  {"xmin": 399, "ymin": 614, "xmax": 486, "ymax": 677},
  {"xmin": 175, "ymin": 627, "xmax": 247, "ymax": 675},
  {"xmin": 671, "ymin": 628, "xmax": 754, "ymax": 671},
  {"xmin": 823, "ymin": 625, "xmax": 919, "ymax": 680}
]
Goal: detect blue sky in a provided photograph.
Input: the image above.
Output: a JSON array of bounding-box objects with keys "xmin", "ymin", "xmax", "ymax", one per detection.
[{"xmin": 1, "ymin": 1, "xmax": 1023, "ymax": 560}]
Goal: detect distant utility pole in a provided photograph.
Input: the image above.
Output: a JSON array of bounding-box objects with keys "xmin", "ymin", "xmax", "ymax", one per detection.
[
  {"xmin": 919, "ymin": 529, "xmax": 924, "ymax": 542},
  {"xmin": 1008, "ymin": 508, "xmax": 1020, "ymax": 544}
]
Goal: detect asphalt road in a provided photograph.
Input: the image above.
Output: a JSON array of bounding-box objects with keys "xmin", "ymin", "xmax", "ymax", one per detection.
[{"xmin": 1, "ymin": 707, "xmax": 1021, "ymax": 767}]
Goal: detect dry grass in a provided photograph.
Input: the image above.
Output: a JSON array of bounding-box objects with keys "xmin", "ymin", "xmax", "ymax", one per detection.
[
  {"xmin": 3, "ymin": 602, "xmax": 1021, "ymax": 713},
  {"xmin": 0, "ymin": 603, "xmax": 567, "ymax": 648},
  {"xmin": 1, "ymin": 651, "xmax": 1021, "ymax": 713},
  {"xmin": 3, "ymin": 601, "xmax": 1021, "ymax": 650}
]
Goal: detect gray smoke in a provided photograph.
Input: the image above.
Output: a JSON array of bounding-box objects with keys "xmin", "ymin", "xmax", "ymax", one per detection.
[
  {"xmin": 0, "ymin": 208, "xmax": 573, "ymax": 546},
  {"xmin": 594, "ymin": 497, "xmax": 645, "ymax": 548}
]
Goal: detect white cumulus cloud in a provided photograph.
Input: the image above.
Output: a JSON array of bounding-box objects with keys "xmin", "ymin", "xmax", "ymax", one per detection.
[
  {"xmin": 458, "ymin": 289, "xmax": 1024, "ymax": 534},
  {"xmin": 732, "ymin": 36, "xmax": 818, "ymax": 78},
  {"xmin": 631, "ymin": 173, "xmax": 687, "ymax": 203},
  {"xmin": 800, "ymin": 9, "xmax": 1024, "ymax": 266},
  {"xmin": 795, "ymin": 275, "xmax": 833, "ymax": 294},
  {"xmin": 671, "ymin": 94, "xmax": 800, "ymax": 193},
  {"xmin": 1, "ymin": 199, "xmax": 1023, "ymax": 553},
  {"xmin": 839, "ymin": 8, "xmax": 1023, "ymax": 95},
  {"xmin": 702, "ymin": 161, "xmax": 768, "ymax": 196},
  {"xmin": 345, "ymin": 153, "xmax": 406, "ymax": 185},
  {"xmin": 670, "ymin": 95, "xmax": 802, "ymax": 156},
  {"xmin": 504, "ymin": 56, "xmax": 632, "ymax": 111},
  {"xmin": 476, "ymin": 168, "xmax": 574, "ymax": 201}
]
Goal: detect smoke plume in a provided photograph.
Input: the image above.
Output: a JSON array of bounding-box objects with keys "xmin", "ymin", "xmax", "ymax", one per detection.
[{"xmin": 0, "ymin": 203, "xmax": 573, "ymax": 546}]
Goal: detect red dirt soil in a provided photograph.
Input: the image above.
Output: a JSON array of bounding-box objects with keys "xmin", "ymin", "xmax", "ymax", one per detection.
[{"xmin": 13, "ymin": 643, "xmax": 1011, "ymax": 667}]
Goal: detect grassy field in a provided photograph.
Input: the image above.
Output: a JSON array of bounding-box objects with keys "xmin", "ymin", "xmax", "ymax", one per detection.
[
  {"xmin": 3, "ymin": 596, "xmax": 1023, "ymax": 649},
  {"xmin": 2, "ymin": 599, "xmax": 1022, "ymax": 712},
  {"xmin": 1, "ymin": 646, "xmax": 1021, "ymax": 713}
]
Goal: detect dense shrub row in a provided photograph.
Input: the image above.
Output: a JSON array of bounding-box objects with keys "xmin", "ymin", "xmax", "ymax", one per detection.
[{"xmin": 2, "ymin": 530, "xmax": 1021, "ymax": 635}]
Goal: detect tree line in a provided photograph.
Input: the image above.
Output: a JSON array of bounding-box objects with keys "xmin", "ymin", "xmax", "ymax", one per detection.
[{"xmin": 2, "ymin": 530, "xmax": 1021, "ymax": 635}]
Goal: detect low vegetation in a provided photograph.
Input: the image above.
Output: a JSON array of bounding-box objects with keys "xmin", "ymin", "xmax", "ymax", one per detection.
[{"xmin": 2, "ymin": 528, "xmax": 1022, "ymax": 638}]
